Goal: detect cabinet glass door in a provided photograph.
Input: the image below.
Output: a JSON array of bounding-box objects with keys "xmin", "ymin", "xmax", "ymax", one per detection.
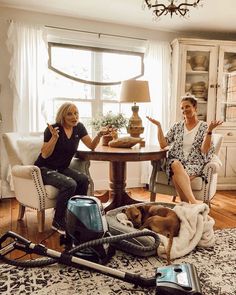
[
  {"xmin": 181, "ymin": 45, "xmax": 218, "ymax": 123},
  {"xmin": 217, "ymin": 46, "xmax": 236, "ymax": 125}
]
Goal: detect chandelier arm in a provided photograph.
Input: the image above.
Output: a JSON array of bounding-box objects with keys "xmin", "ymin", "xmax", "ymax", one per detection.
[
  {"xmin": 178, "ymin": 9, "xmax": 189, "ymax": 16},
  {"xmin": 177, "ymin": 0, "xmax": 200, "ymax": 9},
  {"xmin": 149, "ymin": 3, "xmax": 168, "ymax": 9},
  {"xmin": 154, "ymin": 9, "xmax": 167, "ymax": 17},
  {"xmin": 158, "ymin": 9, "xmax": 168, "ymax": 16},
  {"xmin": 144, "ymin": 0, "xmax": 201, "ymax": 18}
]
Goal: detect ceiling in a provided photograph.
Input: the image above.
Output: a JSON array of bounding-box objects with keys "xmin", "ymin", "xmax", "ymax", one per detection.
[{"xmin": 0, "ymin": 0, "xmax": 236, "ymax": 34}]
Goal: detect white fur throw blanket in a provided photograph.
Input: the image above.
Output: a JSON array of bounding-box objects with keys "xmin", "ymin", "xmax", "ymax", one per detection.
[{"xmin": 157, "ymin": 203, "xmax": 215, "ymax": 260}]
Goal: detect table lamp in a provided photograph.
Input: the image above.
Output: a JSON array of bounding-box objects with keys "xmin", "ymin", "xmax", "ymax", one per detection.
[{"xmin": 120, "ymin": 80, "xmax": 150, "ymax": 138}]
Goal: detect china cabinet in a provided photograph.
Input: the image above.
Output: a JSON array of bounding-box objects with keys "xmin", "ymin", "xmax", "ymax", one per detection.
[{"xmin": 171, "ymin": 38, "xmax": 236, "ymax": 189}]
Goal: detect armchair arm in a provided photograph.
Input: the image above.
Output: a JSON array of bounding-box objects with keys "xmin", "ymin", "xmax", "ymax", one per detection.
[
  {"xmin": 12, "ymin": 165, "xmax": 43, "ymax": 180},
  {"xmin": 11, "ymin": 165, "xmax": 48, "ymax": 210},
  {"xmin": 203, "ymin": 155, "xmax": 222, "ymax": 175},
  {"xmin": 70, "ymin": 158, "xmax": 90, "ymax": 173}
]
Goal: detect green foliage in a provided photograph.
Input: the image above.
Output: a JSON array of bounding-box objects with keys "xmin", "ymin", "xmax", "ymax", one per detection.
[{"xmin": 89, "ymin": 112, "xmax": 128, "ymax": 131}]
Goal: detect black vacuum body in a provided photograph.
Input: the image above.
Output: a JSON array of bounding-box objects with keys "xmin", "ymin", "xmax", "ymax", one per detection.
[{"xmin": 64, "ymin": 195, "xmax": 115, "ymax": 263}]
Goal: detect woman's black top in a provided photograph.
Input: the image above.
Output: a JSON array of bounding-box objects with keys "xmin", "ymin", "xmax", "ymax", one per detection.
[{"xmin": 34, "ymin": 123, "xmax": 88, "ymax": 170}]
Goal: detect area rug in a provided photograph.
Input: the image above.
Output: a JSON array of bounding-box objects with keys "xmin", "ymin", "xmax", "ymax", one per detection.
[{"xmin": 0, "ymin": 228, "xmax": 235, "ymax": 295}]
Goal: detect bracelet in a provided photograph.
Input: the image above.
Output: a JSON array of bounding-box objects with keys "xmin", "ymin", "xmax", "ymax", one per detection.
[{"xmin": 207, "ymin": 131, "xmax": 212, "ymax": 135}]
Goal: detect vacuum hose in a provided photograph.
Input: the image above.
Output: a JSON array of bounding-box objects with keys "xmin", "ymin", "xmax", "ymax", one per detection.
[
  {"xmin": 0, "ymin": 230, "xmax": 159, "ymax": 267},
  {"xmin": 0, "ymin": 230, "xmax": 159, "ymax": 287}
]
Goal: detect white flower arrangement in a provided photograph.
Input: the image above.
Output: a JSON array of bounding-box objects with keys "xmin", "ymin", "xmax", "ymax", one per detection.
[{"xmin": 89, "ymin": 112, "xmax": 128, "ymax": 131}]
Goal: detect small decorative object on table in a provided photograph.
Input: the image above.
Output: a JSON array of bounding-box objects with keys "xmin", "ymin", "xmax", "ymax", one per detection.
[
  {"xmin": 89, "ymin": 112, "xmax": 128, "ymax": 146},
  {"xmin": 108, "ymin": 129, "xmax": 143, "ymax": 148}
]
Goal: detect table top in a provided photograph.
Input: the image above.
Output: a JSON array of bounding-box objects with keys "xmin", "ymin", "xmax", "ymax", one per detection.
[{"xmin": 75, "ymin": 144, "xmax": 167, "ymax": 162}]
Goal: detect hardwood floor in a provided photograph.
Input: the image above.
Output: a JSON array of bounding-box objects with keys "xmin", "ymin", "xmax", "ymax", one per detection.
[{"xmin": 0, "ymin": 188, "xmax": 235, "ymax": 261}]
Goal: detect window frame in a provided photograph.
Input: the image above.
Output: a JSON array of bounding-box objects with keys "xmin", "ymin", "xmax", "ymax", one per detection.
[{"xmin": 48, "ymin": 42, "xmax": 144, "ymax": 86}]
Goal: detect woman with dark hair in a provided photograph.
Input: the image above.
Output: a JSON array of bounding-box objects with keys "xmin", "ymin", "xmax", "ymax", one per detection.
[
  {"xmin": 147, "ymin": 94, "xmax": 223, "ymax": 204},
  {"xmin": 35, "ymin": 102, "xmax": 109, "ymax": 233}
]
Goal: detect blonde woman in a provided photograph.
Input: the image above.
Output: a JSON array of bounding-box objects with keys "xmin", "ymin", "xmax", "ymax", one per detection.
[
  {"xmin": 35, "ymin": 102, "xmax": 108, "ymax": 233},
  {"xmin": 147, "ymin": 94, "xmax": 223, "ymax": 204}
]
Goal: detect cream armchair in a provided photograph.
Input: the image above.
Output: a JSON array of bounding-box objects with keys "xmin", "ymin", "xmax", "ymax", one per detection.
[
  {"xmin": 2, "ymin": 132, "xmax": 94, "ymax": 232},
  {"xmin": 149, "ymin": 133, "xmax": 223, "ymax": 205}
]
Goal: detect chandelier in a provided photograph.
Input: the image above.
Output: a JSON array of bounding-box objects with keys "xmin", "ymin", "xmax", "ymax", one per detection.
[{"xmin": 144, "ymin": 0, "xmax": 202, "ymax": 18}]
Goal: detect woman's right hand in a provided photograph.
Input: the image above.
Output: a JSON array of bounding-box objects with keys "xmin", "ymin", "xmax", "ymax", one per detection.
[
  {"xmin": 146, "ymin": 116, "xmax": 161, "ymax": 127},
  {"xmin": 47, "ymin": 123, "xmax": 59, "ymax": 139}
]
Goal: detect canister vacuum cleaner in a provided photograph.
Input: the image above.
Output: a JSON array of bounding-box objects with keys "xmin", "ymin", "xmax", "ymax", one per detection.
[{"xmin": 0, "ymin": 195, "xmax": 202, "ymax": 294}]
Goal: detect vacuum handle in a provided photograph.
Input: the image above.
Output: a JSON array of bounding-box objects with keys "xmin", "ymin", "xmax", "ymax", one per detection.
[
  {"xmin": 0, "ymin": 231, "xmax": 32, "ymax": 256},
  {"xmin": 0, "ymin": 230, "xmax": 31, "ymax": 246}
]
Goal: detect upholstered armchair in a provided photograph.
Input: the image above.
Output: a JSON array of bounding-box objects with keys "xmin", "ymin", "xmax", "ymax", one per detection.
[
  {"xmin": 2, "ymin": 132, "xmax": 94, "ymax": 232},
  {"xmin": 149, "ymin": 133, "xmax": 223, "ymax": 205}
]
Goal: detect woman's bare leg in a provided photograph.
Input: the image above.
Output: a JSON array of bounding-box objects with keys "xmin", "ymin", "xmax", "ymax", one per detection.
[
  {"xmin": 170, "ymin": 160, "xmax": 198, "ymax": 204},
  {"xmin": 172, "ymin": 178, "xmax": 189, "ymax": 203}
]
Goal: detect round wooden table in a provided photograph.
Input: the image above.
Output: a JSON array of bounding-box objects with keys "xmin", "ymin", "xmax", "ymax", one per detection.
[{"xmin": 75, "ymin": 145, "xmax": 167, "ymax": 212}]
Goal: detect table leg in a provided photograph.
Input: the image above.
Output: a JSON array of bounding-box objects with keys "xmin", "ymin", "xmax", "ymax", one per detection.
[{"xmin": 104, "ymin": 161, "xmax": 140, "ymax": 212}]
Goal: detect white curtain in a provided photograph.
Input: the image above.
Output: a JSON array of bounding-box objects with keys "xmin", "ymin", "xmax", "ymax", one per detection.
[
  {"xmin": 7, "ymin": 21, "xmax": 48, "ymax": 132},
  {"xmin": 141, "ymin": 40, "xmax": 172, "ymax": 183}
]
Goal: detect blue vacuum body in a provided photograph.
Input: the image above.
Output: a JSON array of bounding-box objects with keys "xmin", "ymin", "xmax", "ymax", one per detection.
[{"xmin": 65, "ymin": 195, "xmax": 115, "ymax": 263}]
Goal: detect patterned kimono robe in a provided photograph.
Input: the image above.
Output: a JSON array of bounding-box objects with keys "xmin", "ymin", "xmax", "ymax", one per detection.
[{"xmin": 165, "ymin": 120, "xmax": 215, "ymax": 182}]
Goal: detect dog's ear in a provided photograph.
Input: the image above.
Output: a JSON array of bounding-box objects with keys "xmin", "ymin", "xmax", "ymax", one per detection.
[{"xmin": 138, "ymin": 205, "xmax": 146, "ymax": 215}]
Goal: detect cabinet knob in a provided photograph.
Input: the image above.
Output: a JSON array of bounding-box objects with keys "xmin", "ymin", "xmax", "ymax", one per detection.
[
  {"xmin": 210, "ymin": 84, "xmax": 215, "ymax": 88},
  {"xmin": 227, "ymin": 132, "xmax": 233, "ymax": 136}
]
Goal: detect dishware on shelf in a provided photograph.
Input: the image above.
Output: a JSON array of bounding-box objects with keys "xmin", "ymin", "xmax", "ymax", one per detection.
[
  {"xmin": 185, "ymin": 83, "xmax": 192, "ymax": 92},
  {"xmin": 186, "ymin": 56, "xmax": 192, "ymax": 71},
  {"xmin": 191, "ymin": 81, "xmax": 207, "ymax": 99},
  {"xmin": 192, "ymin": 55, "xmax": 207, "ymax": 71},
  {"xmin": 227, "ymin": 57, "xmax": 236, "ymax": 72}
]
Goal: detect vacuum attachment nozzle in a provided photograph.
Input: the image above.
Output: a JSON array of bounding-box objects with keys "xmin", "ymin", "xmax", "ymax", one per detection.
[{"xmin": 155, "ymin": 263, "xmax": 202, "ymax": 295}]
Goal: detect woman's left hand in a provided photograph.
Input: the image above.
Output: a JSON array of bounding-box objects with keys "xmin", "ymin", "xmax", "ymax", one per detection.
[
  {"xmin": 208, "ymin": 120, "xmax": 223, "ymax": 132},
  {"xmin": 97, "ymin": 126, "xmax": 111, "ymax": 137}
]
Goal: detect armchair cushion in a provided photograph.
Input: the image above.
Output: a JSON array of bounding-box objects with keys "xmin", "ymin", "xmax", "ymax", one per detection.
[
  {"xmin": 17, "ymin": 137, "xmax": 43, "ymax": 165},
  {"xmin": 156, "ymin": 171, "xmax": 203, "ymax": 191}
]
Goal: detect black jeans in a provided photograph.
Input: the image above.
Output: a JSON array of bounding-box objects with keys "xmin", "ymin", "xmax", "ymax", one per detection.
[{"xmin": 40, "ymin": 167, "xmax": 89, "ymax": 225}]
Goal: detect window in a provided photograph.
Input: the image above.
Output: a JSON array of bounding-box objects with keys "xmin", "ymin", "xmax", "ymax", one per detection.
[{"xmin": 46, "ymin": 42, "xmax": 144, "ymax": 134}]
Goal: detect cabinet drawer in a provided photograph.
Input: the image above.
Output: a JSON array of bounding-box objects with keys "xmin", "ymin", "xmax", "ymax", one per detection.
[
  {"xmin": 226, "ymin": 147, "xmax": 236, "ymax": 177},
  {"xmin": 216, "ymin": 131, "xmax": 236, "ymax": 142}
]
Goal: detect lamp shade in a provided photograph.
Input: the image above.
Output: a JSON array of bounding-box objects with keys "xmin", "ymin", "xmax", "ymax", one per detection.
[{"xmin": 120, "ymin": 80, "xmax": 151, "ymax": 103}]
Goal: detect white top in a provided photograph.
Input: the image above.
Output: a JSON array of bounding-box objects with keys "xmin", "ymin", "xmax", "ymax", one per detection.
[{"xmin": 183, "ymin": 121, "xmax": 201, "ymax": 159}]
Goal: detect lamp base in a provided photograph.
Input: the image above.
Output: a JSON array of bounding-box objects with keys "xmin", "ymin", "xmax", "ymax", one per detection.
[
  {"xmin": 127, "ymin": 126, "xmax": 144, "ymax": 138},
  {"xmin": 127, "ymin": 104, "xmax": 144, "ymax": 138}
]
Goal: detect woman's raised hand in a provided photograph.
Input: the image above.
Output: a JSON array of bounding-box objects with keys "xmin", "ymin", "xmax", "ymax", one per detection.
[
  {"xmin": 96, "ymin": 126, "xmax": 111, "ymax": 137},
  {"xmin": 47, "ymin": 123, "xmax": 59, "ymax": 138},
  {"xmin": 208, "ymin": 120, "xmax": 223, "ymax": 132},
  {"xmin": 146, "ymin": 116, "xmax": 161, "ymax": 127}
]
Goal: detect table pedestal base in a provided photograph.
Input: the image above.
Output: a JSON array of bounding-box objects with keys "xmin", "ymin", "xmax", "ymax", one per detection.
[{"xmin": 103, "ymin": 161, "xmax": 140, "ymax": 212}]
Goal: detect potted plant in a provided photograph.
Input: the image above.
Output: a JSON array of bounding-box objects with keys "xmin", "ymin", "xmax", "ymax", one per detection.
[{"xmin": 89, "ymin": 112, "xmax": 128, "ymax": 146}]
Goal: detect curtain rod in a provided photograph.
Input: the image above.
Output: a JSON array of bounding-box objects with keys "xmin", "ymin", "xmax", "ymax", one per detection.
[{"xmin": 45, "ymin": 25, "xmax": 147, "ymax": 42}]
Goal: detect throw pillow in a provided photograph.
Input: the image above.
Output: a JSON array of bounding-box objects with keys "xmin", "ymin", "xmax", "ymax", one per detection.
[{"xmin": 17, "ymin": 137, "xmax": 43, "ymax": 165}]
